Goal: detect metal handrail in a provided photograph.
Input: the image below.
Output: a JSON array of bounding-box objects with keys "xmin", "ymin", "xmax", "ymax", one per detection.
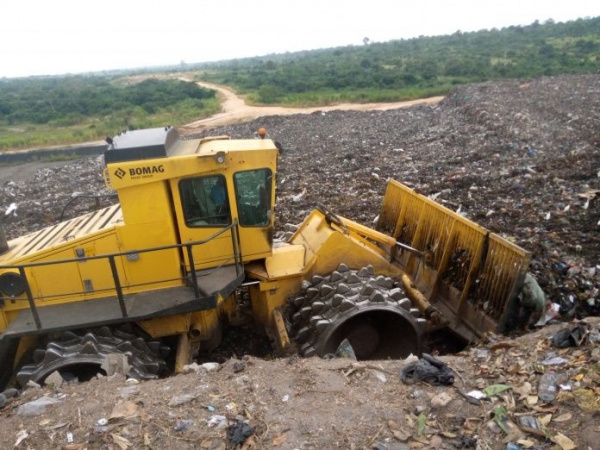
[
  {"xmin": 2, "ymin": 220, "xmax": 243, "ymax": 330},
  {"xmin": 0, "ymin": 220, "xmax": 240, "ymax": 270}
]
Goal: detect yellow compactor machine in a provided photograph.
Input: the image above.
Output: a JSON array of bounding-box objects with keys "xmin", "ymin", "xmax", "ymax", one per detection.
[{"xmin": 0, "ymin": 126, "xmax": 531, "ymax": 388}]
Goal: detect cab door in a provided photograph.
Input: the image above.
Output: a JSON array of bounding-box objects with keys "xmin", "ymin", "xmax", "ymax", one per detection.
[
  {"xmin": 172, "ymin": 174, "xmax": 235, "ymax": 270},
  {"xmin": 233, "ymin": 168, "xmax": 274, "ymax": 260}
]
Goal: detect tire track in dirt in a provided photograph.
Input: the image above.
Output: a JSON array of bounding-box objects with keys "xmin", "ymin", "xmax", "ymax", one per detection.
[{"xmin": 178, "ymin": 80, "xmax": 444, "ymax": 133}]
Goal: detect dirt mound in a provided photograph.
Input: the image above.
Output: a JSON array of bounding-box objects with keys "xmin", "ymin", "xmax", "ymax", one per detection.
[{"xmin": 2, "ymin": 318, "xmax": 599, "ymax": 449}]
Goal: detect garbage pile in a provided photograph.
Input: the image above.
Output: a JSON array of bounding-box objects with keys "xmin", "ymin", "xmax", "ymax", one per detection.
[
  {"xmin": 1, "ymin": 74, "xmax": 598, "ymax": 322},
  {"xmin": 202, "ymin": 73, "xmax": 600, "ymax": 323},
  {"xmin": 1, "ymin": 319, "xmax": 599, "ymax": 448}
]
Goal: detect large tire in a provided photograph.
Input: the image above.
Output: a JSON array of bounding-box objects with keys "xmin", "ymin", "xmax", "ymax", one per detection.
[
  {"xmin": 287, "ymin": 264, "xmax": 426, "ymax": 359},
  {"xmin": 16, "ymin": 326, "xmax": 169, "ymax": 387}
]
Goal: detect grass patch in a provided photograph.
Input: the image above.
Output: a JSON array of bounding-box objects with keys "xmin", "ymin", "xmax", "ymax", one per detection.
[{"xmin": 0, "ymin": 97, "xmax": 220, "ymax": 151}]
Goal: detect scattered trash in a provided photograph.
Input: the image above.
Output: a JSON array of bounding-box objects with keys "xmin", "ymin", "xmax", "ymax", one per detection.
[
  {"xmin": 201, "ymin": 362, "xmax": 220, "ymax": 372},
  {"xmin": 541, "ymin": 356, "xmax": 568, "ymax": 366},
  {"xmin": 5, "ymin": 202, "xmax": 17, "ymax": 216},
  {"xmin": 518, "ymin": 273, "xmax": 546, "ymax": 326},
  {"xmin": 233, "ymin": 361, "xmax": 245, "ymax": 373},
  {"xmin": 14, "ymin": 430, "xmax": 28, "ymax": 447},
  {"xmin": 225, "ymin": 402, "xmax": 237, "ymax": 411},
  {"xmin": 182, "ymin": 362, "xmax": 202, "ymax": 374},
  {"xmin": 431, "ymin": 391, "xmax": 453, "ymax": 407},
  {"xmin": 400, "ymin": 353, "xmax": 454, "ymax": 385},
  {"xmin": 174, "ymin": 419, "xmax": 193, "ymax": 432},
  {"xmin": 111, "ymin": 432, "xmax": 134, "ymax": 448},
  {"xmin": 16, "ymin": 395, "xmax": 62, "ymax": 416},
  {"xmin": 66, "ymin": 431, "xmax": 74, "ymax": 443},
  {"xmin": 535, "ymin": 303, "xmax": 561, "ymax": 327},
  {"xmin": 118, "ymin": 385, "xmax": 139, "ymax": 399},
  {"xmin": 538, "ymin": 371, "xmax": 563, "ymax": 403},
  {"xmin": 291, "ymin": 188, "xmax": 306, "ymax": 203},
  {"xmin": 281, "ymin": 394, "xmax": 290, "ymax": 402},
  {"xmin": 334, "ymin": 338, "xmax": 357, "ymax": 360},
  {"xmin": 182, "ymin": 362, "xmax": 220, "ymax": 374},
  {"xmin": 552, "ymin": 322, "xmax": 590, "ymax": 347},
  {"xmin": 483, "ymin": 384, "xmax": 511, "ymax": 398},
  {"xmin": 466, "ymin": 390, "xmax": 486, "ymax": 400},
  {"xmin": 226, "ymin": 420, "xmax": 254, "ymax": 446},
  {"xmin": 372, "ymin": 370, "xmax": 387, "ymax": 383},
  {"xmin": 517, "ymin": 415, "xmax": 542, "ymax": 431},
  {"xmin": 108, "ymin": 401, "xmax": 139, "ymax": 421},
  {"xmin": 168, "ymin": 394, "xmax": 197, "ymax": 406},
  {"xmin": 206, "ymin": 415, "xmax": 228, "ymax": 428}
]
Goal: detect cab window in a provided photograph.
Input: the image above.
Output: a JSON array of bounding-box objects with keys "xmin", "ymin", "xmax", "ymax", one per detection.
[
  {"xmin": 234, "ymin": 169, "xmax": 272, "ymax": 226},
  {"xmin": 179, "ymin": 175, "xmax": 231, "ymax": 227}
]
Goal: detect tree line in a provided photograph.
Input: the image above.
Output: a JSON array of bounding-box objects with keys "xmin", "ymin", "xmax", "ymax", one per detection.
[
  {"xmin": 0, "ymin": 78, "xmax": 215, "ymax": 126},
  {"xmin": 197, "ymin": 17, "xmax": 600, "ymax": 104}
]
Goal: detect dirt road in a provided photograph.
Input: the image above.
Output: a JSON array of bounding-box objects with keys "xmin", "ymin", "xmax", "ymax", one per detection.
[{"xmin": 179, "ymin": 80, "xmax": 444, "ymax": 133}]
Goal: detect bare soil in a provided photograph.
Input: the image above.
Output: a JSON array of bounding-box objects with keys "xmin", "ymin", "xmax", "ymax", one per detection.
[
  {"xmin": 1, "ymin": 74, "xmax": 600, "ymax": 449},
  {"xmin": 178, "ymin": 80, "xmax": 443, "ymax": 133}
]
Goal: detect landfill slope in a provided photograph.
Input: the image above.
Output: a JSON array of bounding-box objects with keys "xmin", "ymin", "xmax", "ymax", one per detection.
[
  {"xmin": 0, "ymin": 73, "xmax": 599, "ymax": 448},
  {"xmin": 1, "ymin": 318, "xmax": 599, "ymax": 449}
]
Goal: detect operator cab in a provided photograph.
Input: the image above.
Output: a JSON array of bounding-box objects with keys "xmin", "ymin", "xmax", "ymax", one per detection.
[{"xmin": 104, "ymin": 127, "xmax": 279, "ymax": 270}]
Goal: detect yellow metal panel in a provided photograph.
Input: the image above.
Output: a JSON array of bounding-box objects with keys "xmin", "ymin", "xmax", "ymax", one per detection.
[
  {"xmin": 138, "ymin": 314, "xmax": 191, "ymax": 338},
  {"xmin": 265, "ymin": 244, "xmax": 305, "ymax": 278},
  {"xmin": 106, "ymin": 146, "xmax": 279, "ymax": 191},
  {"xmin": 115, "ymin": 181, "xmax": 183, "ymax": 290},
  {"xmin": 28, "ymin": 248, "xmax": 85, "ymax": 302},
  {"xmin": 376, "ymin": 179, "xmax": 531, "ymax": 339},
  {"xmin": 0, "ymin": 310, "xmax": 7, "ymax": 333}
]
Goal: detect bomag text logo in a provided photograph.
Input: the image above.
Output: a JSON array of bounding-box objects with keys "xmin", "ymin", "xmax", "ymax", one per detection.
[{"xmin": 127, "ymin": 165, "xmax": 165, "ymax": 180}]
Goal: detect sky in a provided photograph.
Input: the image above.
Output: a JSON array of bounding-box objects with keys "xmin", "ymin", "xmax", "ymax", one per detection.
[{"xmin": 1, "ymin": 0, "xmax": 598, "ymax": 79}]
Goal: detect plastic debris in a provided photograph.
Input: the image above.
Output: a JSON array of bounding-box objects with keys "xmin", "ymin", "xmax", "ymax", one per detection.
[
  {"xmin": 401, "ymin": 353, "xmax": 454, "ymax": 385},
  {"xmin": 538, "ymin": 371, "xmax": 562, "ymax": 403},
  {"xmin": 206, "ymin": 415, "xmax": 228, "ymax": 428},
  {"xmin": 14, "ymin": 430, "xmax": 28, "ymax": 447},
  {"xmin": 16, "ymin": 395, "xmax": 62, "ymax": 416},
  {"xmin": 372, "ymin": 370, "xmax": 387, "ymax": 383},
  {"xmin": 334, "ymin": 338, "xmax": 357, "ymax": 360},
  {"xmin": 119, "ymin": 385, "xmax": 140, "ymax": 399},
  {"xmin": 174, "ymin": 420, "xmax": 193, "ymax": 432},
  {"xmin": 168, "ymin": 394, "xmax": 197, "ymax": 406},
  {"xmin": 466, "ymin": 390, "xmax": 486, "ymax": 400},
  {"xmin": 541, "ymin": 356, "xmax": 568, "ymax": 366},
  {"xmin": 552, "ymin": 322, "xmax": 590, "ymax": 347},
  {"xmin": 227, "ymin": 420, "xmax": 254, "ymax": 445},
  {"xmin": 535, "ymin": 303, "xmax": 561, "ymax": 327},
  {"xmin": 5, "ymin": 203, "xmax": 17, "ymax": 216},
  {"xmin": 233, "ymin": 361, "xmax": 245, "ymax": 373},
  {"xmin": 201, "ymin": 362, "xmax": 220, "ymax": 372}
]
